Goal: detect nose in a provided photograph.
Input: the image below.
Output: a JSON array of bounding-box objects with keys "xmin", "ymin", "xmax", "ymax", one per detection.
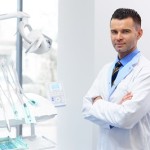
[{"xmin": 116, "ymin": 33, "xmax": 123, "ymax": 40}]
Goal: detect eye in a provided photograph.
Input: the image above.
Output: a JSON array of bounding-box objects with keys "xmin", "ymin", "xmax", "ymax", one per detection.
[
  {"xmin": 122, "ymin": 29, "xmax": 130, "ymax": 34},
  {"xmin": 111, "ymin": 30, "xmax": 118, "ymax": 34}
]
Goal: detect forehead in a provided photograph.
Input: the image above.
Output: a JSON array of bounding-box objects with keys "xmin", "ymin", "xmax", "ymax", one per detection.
[{"xmin": 110, "ymin": 17, "xmax": 135, "ymax": 29}]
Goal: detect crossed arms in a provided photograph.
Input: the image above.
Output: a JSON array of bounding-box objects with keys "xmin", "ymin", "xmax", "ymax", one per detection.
[{"xmin": 93, "ymin": 92, "xmax": 133, "ymax": 104}]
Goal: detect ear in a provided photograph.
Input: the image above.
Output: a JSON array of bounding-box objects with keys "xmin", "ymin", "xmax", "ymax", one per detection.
[{"xmin": 137, "ymin": 28, "xmax": 143, "ymax": 40}]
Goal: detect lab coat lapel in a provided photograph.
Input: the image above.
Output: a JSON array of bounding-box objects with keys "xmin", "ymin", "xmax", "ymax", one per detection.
[
  {"xmin": 108, "ymin": 53, "xmax": 141, "ymax": 98},
  {"xmin": 107, "ymin": 63, "xmax": 114, "ymax": 93},
  {"xmin": 108, "ymin": 63, "xmax": 133, "ymax": 97}
]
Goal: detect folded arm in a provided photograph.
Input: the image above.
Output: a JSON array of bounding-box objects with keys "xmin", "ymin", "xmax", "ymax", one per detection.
[{"xmin": 82, "ymin": 67, "xmax": 150, "ymax": 129}]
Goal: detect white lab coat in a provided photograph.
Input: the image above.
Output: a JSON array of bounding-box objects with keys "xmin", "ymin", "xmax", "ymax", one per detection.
[{"xmin": 82, "ymin": 54, "xmax": 150, "ymax": 150}]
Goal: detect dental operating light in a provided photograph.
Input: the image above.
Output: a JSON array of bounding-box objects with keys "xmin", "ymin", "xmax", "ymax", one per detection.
[{"xmin": 0, "ymin": 11, "xmax": 52, "ymax": 54}]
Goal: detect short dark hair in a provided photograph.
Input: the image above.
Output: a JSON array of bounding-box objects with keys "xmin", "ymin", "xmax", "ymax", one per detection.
[{"xmin": 111, "ymin": 8, "xmax": 141, "ymax": 26}]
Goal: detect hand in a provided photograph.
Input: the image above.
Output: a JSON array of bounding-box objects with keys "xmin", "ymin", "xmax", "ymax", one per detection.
[
  {"xmin": 92, "ymin": 96, "xmax": 102, "ymax": 104},
  {"xmin": 119, "ymin": 92, "xmax": 133, "ymax": 104}
]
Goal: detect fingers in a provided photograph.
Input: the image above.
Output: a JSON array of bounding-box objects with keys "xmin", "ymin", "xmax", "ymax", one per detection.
[
  {"xmin": 92, "ymin": 96, "xmax": 102, "ymax": 104},
  {"xmin": 119, "ymin": 92, "xmax": 133, "ymax": 104},
  {"xmin": 123, "ymin": 92, "xmax": 133, "ymax": 100}
]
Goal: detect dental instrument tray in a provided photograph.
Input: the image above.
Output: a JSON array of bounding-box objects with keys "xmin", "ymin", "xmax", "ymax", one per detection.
[{"xmin": 0, "ymin": 136, "xmax": 28, "ymax": 150}]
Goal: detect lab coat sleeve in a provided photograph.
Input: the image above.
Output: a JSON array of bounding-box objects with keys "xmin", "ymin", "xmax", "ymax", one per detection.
[
  {"xmin": 84, "ymin": 66, "xmax": 150, "ymax": 129},
  {"xmin": 82, "ymin": 65, "xmax": 110, "ymax": 128},
  {"xmin": 82, "ymin": 96, "xmax": 109, "ymax": 128}
]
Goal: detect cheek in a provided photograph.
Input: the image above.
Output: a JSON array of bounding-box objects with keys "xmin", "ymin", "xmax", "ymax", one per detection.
[
  {"xmin": 111, "ymin": 36, "xmax": 115, "ymax": 43},
  {"xmin": 127, "ymin": 36, "xmax": 137, "ymax": 44}
]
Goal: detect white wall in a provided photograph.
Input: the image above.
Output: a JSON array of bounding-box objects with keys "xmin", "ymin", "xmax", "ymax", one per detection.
[
  {"xmin": 57, "ymin": 0, "xmax": 95, "ymax": 150},
  {"xmin": 57, "ymin": 0, "xmax": 150, "ymax": 150}
]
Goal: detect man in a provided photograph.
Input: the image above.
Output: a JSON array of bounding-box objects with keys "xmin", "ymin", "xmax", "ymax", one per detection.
[{"xmin": 82, "ymin": 8, "xmax": 150, "ymax": 150}]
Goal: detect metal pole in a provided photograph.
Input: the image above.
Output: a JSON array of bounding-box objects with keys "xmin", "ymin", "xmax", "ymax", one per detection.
[{"xmin": 16, "ymin": 0, "xmax": 23, "ymax": 136}]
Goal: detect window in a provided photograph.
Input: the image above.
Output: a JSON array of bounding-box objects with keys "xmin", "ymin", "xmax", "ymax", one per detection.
[
  {"xmin": 0, "ymin": 0, "xmax": 58, "ymax": 97},
  {"xmin": 0, "ymin": 0, "xmax": 17, "ymax": 57},
  {"xmin": 23, "ymin": 0, "xmax": 58, "ymax": 97}
]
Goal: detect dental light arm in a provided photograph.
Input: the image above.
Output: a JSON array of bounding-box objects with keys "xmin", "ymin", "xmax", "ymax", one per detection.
[{"xmin": 0, "ymin": 11, "xmax": 30, "ymax": 20}]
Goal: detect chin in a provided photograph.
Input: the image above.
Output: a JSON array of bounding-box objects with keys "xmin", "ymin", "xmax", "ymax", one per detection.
[
  {"xmin": 116, "ymin": 48, "xmax": 126, "ymax": 52},
  {"xmin": 115, "ymin": 49, "xmax": 121, "ymax": 52},
  {"xmin": 117, "ymin": 49, "xmax": 122, "ymax": 52}
]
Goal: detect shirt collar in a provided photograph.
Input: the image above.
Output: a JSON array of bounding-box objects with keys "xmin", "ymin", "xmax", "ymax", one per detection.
[{"xmin": 115, "ymin": 49, "xmax": 140, "ymax": 67}]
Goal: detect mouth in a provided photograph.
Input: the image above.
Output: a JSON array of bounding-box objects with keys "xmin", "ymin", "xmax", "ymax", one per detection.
[{"xmin": 115, "ymin": 43, "xmax": 124, "ymax": 48}]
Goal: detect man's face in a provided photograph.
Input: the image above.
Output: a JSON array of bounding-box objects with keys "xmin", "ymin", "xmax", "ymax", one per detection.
[{"xmin": 110, "ymin": 17, "xmax": 143, "ymax": 59}]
